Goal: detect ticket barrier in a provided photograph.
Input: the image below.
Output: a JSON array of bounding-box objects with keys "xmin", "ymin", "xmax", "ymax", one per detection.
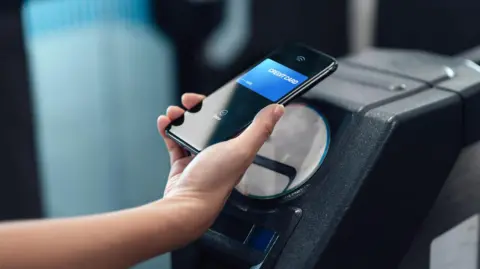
[{"xmin": 173, "ymin": 47, "xmax": 480, "ymax": 269}]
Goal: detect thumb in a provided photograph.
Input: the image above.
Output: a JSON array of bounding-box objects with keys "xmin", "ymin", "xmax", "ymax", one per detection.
[{"xmin": 234, "ymin": 104, "xmax": 285, "ymax": 152}]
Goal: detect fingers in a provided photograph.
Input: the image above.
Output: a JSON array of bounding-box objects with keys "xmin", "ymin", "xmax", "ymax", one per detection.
[
  {"xmin": 157, "ymin": 105, "xmax": 188, "ymax": 164},
  {"xmin": 159, "ymin": 93, "xmax": 204, "ymax": 136},
  {"xmin": 166, "ymin": 105, "xmax": 185, "ymax": 120},
  {"xmin": 234, "ymin": 104, "xmax": 284, "ymax": 155},
  {"xmin": 157, "ymin": 115, "xmax": 171, "ymax": 137},
  {"xmin": 157, "ymin": 105, "xmax": 185, "ymax": 138},
  {"xmin": 157, "ymin": 115, "xmax": 186, "ymax": 164},
  {"xmin": 157, "ymin": 92, "xmax": 204, "ymax": 166},
  {"xmin": 182, "ymin": 93, "xmax": 205, "ymax": 109}
]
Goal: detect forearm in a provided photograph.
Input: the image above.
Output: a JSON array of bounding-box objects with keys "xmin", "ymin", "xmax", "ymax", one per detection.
[{"xmin": 0, "ymin": 198, "xmax": 207, "ymax": 269}]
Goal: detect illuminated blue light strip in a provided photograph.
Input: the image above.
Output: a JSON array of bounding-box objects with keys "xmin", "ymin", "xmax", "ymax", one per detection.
[{"xmin": 22, "ymin": 0, "xmax": 152, "ymax": 39}]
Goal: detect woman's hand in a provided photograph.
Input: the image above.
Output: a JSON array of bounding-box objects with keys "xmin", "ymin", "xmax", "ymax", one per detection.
[
  {"xmin": 156, "ymin": 93, "xmax": 284, "ymax": 238},
  {"xmin": 0, "ymin": 92, "xmax": 284, "ymax": 269}
]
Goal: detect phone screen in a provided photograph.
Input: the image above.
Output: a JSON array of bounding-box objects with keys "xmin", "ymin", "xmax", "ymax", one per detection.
[{"xmin": 166, "ymin": 44, "xmax": 337, "ymax": 153}]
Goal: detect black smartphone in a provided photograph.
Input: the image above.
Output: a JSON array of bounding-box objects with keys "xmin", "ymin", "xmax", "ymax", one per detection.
[{"xmin": 166, "ymin": 43, "xmax": 337, "ymax": 154}]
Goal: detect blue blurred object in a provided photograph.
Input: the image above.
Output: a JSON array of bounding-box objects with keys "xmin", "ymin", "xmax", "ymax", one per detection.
[
  {"xmin": 22, "ymin": 1, "xmax": 175, "ymax": 268},
  {"xmin": 23, "ymin": 0, "xmax": 152, "ymax": 38},
  {"xmin": 247, "ymin": 226, "xmax": 276, "ymax": 253}
]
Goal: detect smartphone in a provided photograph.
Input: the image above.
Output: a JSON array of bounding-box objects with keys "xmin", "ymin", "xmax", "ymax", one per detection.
[{"xmin": 166, "ymin": 43, "xmax": 337, "ymax": 154}]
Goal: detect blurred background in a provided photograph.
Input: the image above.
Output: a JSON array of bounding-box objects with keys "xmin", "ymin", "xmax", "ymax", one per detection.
[{"xmin": 1, "ymin": 0, "xmax": 479, "ymax": 268}]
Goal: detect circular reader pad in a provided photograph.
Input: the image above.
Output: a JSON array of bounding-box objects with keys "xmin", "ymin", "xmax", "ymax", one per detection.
[{"xmin": 235, "ymin": 103, "xmax": 330, "ymax": 199}]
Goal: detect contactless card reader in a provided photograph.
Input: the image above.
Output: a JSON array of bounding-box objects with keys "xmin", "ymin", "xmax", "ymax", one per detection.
[{"xmin": 236, "ymin": 103, "xmax": 330, "ymax": 199}]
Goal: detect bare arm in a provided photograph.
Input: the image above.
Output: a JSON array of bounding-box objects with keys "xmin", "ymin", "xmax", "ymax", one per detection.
[
  {"xmin": 0, "ymin": 95, "xmax": 282, "ymax": 269},
  {"xmin": 0, "ymin": 197, "xmax": 209, "ymax": 269}
]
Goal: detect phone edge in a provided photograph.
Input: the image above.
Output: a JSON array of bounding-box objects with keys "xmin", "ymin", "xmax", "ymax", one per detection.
[
  {"xmin": 277, "ymin": 60, "xmax": 338, "ymax": 106},
  {"xmin": 165, "ymin": 128, "xmax": 201, "ymax": 154}
]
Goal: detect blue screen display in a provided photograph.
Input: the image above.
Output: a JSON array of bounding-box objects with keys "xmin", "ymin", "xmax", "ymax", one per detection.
[{"xmin": 236, "ymin": 58, "xmax": 308, "ymax": 102}]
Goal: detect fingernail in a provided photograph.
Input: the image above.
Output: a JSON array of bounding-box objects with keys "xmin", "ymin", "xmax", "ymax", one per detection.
[{"xmin": 273, "ymin": 104, "xmax": 285, "ymax": 122}]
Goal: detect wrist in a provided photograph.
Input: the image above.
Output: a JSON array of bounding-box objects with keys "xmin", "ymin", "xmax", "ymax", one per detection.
[{"xmin": 151, "ymin": 196, "xmax": 219, "ymax": 243}]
